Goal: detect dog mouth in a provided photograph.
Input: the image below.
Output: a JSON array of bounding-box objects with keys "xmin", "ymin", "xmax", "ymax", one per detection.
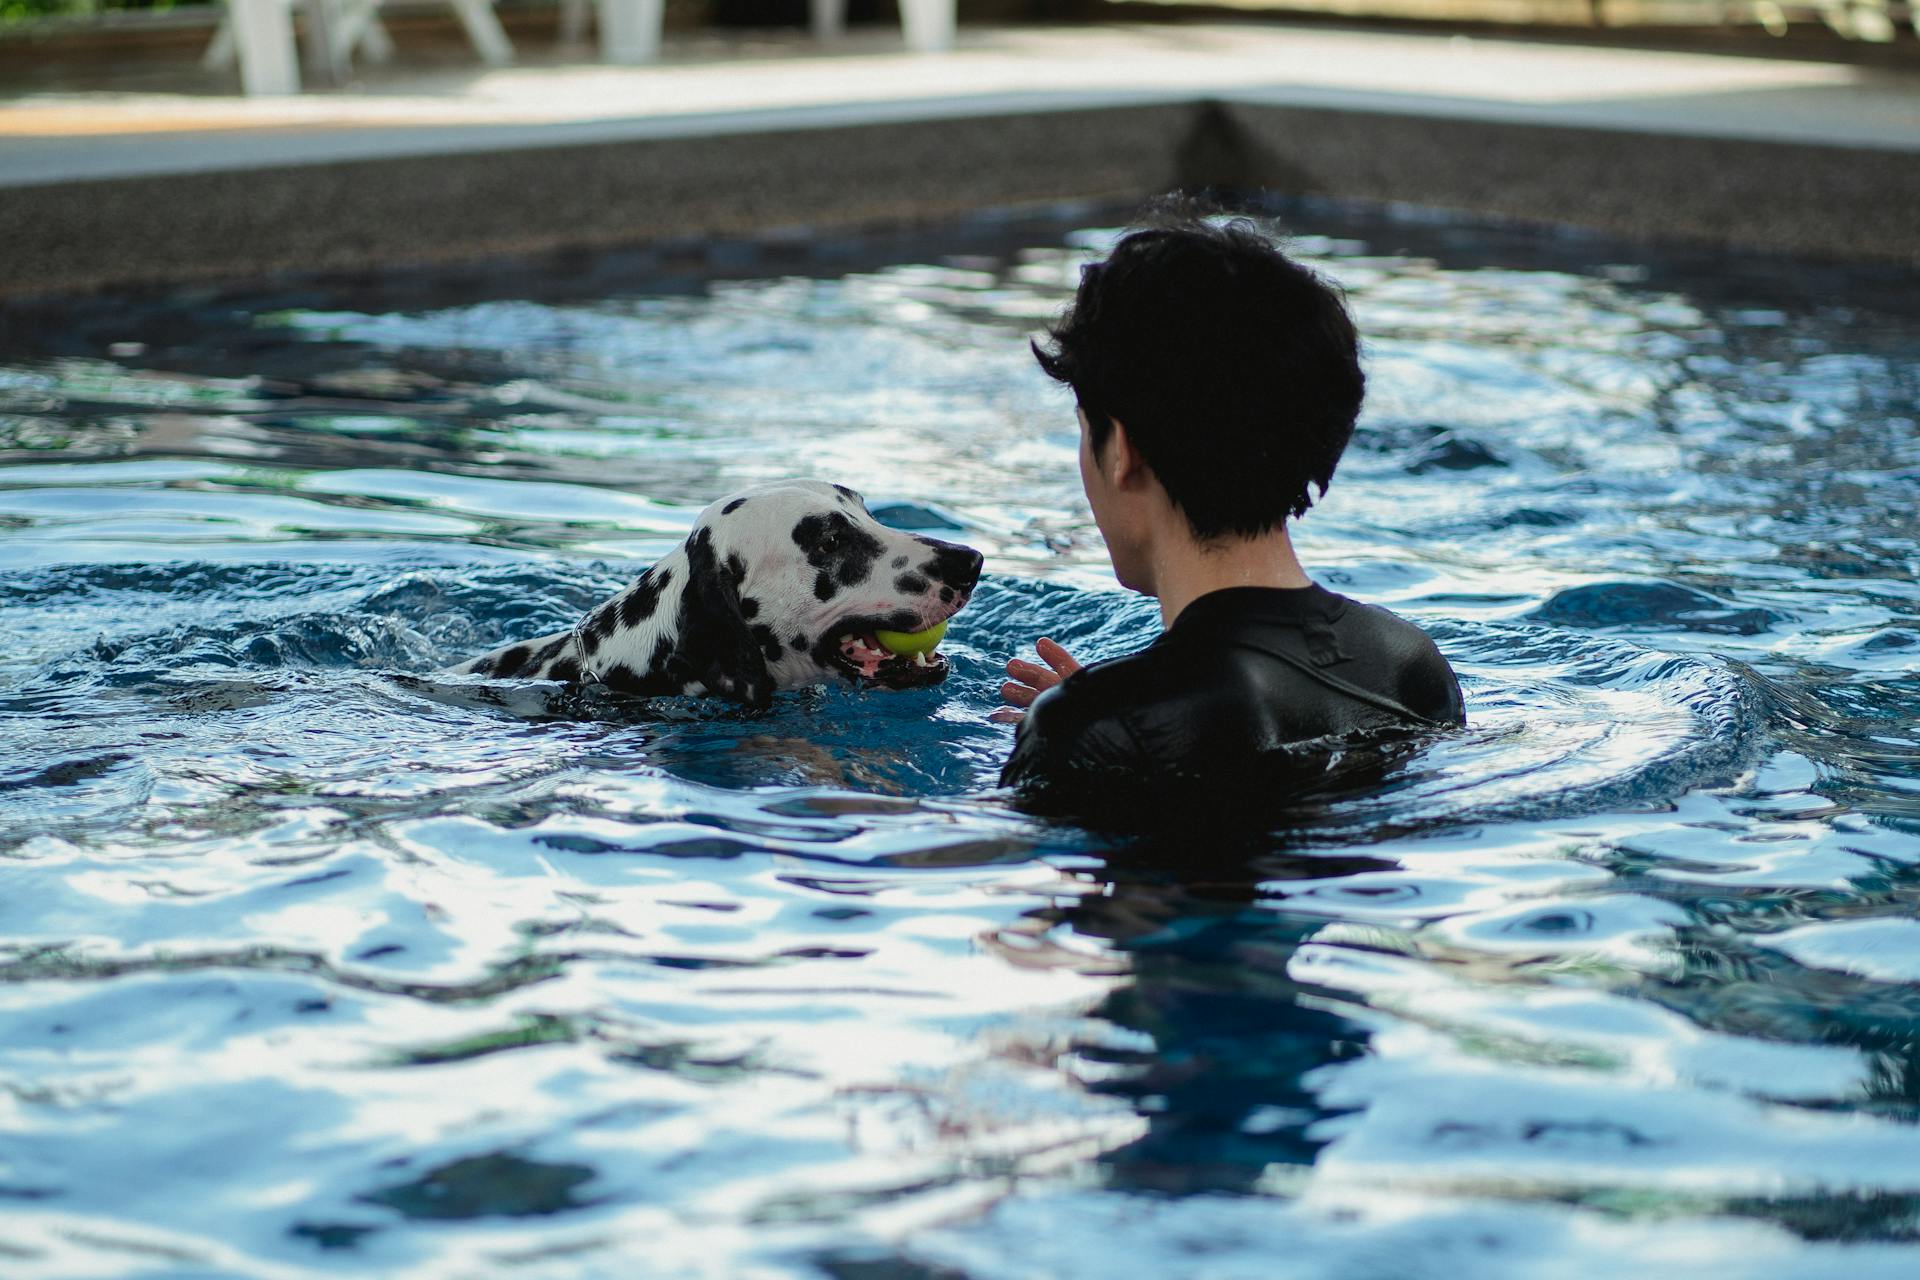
[
  {"xmin": 820, "ymin": 598, "xmax": 967, "ymax": 691},
  {"xmin": 832, "ymin": 632, "xmax": 948, "ymax": 689}
]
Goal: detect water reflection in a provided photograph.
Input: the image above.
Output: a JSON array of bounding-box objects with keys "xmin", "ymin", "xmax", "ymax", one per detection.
[
  {"xmin": 1059, "ymin": 840, "xmax": 1391, "ymax": 1195},
  {"xmin": 3, "ymin": 201, "xmax": 1919, "ymax": 1277}
]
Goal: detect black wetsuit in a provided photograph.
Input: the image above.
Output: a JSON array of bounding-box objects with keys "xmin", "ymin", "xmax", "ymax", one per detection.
[{"xmin": 1000, "ymin": 585, "xmax": 1464, "ymax": 817}]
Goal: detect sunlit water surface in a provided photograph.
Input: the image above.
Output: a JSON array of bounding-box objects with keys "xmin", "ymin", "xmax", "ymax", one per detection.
[{"xmin": 2, "ymin": 204, "xmax": 1918, "ymax": 1279}]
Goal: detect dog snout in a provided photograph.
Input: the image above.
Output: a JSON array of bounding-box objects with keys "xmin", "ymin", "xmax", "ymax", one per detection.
[{"xmin": 920, "ymin": 539, "xmax": 984, "ymax": 592}]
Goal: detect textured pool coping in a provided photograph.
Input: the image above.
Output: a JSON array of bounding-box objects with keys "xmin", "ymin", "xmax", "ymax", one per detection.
[{"xmin": 2, "ymin": 21, "xmax": 1917, "ymax": 296}]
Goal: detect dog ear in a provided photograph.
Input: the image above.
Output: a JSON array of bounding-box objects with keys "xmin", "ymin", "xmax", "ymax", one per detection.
[{"xmin": 681, "ymin": 529, "xmax": 774, "ymax": 711}]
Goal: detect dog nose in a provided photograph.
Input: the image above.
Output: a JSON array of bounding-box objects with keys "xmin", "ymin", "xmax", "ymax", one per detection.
[{"xmin": 925, "ymin": 540, "xmax": 984, "ymax": 591}]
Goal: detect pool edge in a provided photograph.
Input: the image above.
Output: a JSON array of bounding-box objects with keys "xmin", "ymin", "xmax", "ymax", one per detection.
[{"xmin": 2, "ymin": 95, "xmax": 1915, "ymax": 301}]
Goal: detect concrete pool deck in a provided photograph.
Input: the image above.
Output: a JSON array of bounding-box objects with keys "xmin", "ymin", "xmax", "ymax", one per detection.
[{"xmin": 2, "ymin": 20, "xmax": 1917, "ymax": 296}]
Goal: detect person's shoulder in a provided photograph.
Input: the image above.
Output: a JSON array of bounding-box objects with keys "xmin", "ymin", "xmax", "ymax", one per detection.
[
  {"xmin": 999, "ymin": 648, "xmax": 1172, "ymax": 798},
  {"xmin": 1332, "ymin": 594, "xmax": 1434, "ymax": 646},
  {"xmin": 1019, "ymin": 646, "xmax": 1169, "ymax": 747},
  {"xmin": 1330, "ymin": 594, "xmax": 1465, "ymax": 725}
]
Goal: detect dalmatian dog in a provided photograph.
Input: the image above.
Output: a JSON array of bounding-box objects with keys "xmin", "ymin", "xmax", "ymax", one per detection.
[{"xmin": 452, "ymin": 480, "xmax": 983, "ymax": 710}]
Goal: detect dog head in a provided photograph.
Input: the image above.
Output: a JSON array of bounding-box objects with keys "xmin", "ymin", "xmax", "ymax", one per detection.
[
  {"xmin": 694, "ymin": 480, "xmax": 983, "ymax": 699},
  {"xmin": 573, "ymin": 481, "xmax": 983, "ymax": 709}
]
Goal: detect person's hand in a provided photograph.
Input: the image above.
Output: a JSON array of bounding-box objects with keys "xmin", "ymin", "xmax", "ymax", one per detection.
[{"xmin": 991, "ymin": 637, "xmax": 1082, "ymax": 724}]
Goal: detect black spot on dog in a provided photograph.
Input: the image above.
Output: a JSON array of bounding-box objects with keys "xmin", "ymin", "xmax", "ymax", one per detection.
[
  {"xmin": 749, "ymin": 623, "xmax": 782, "ymax": 664},
  {"xmin": 600, "ymin": 651, "xmax": 678, "ymax": 698},
  {"xmin": 740, "ymin": 596, "xmax": 759, "ymax": 620},
  {"xmin": 534, "ymin": 636, "xmax": 567, "ymax": 664},
  {"xmin": 620, "ymin": 568, "xmax": 670, "ymax": 628},
  {"xmin": 548, "ymin": 657, "xmax": 581, "ymax": 683},
  {"xmin": 793, "ymin": 512, "xmax": 883, "ymax": 601},
  {"xmin": 891, "ymin": 555, "xmax": 908, "ymax": 569},
  {"xmin": 832, "ymin": 483, "xmax": 859, "ymax": 505},
  {"xmin": 727, "ymin": 554, "xmax": 747, "ymax": 587},
  {"xmin": 790, "ymin": 634, "xmax": 808, "ymax": 652},
  {"xmin": 722, "ymin": 497, "xmax": 749, "ymax": 515},
  {"xmin": 496, "ymin": 645, "xmax": 530, "ymax": 676},
  {"xmin": 677, "ymin": 527, "xmax": 773, "ymax": 710},
  {"xmin": 895, "ymin": 573, "xmax": 930, "ymax": 595},
  {"xmin": 792, "ymin": 514, "xmax": 837, "ymax": 555},
  {"xmin": 917, "ymin": 538, "xmax": 984, "ymax": 592}
]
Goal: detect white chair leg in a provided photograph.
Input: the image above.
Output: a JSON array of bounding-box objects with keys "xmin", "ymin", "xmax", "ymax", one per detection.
[
  {"xmin": 229, "ymin": 0, "xmax": 301, "ymax": 94},
  {"xmin": 358, "ymin": 15, "xmax": 396, "ymax": 61},
  {"xmin": 324, "ymin": 0, "xmax": 382, "ymax": 68},
  {"xmin": 810, "ymin": 0, "xmax": 845, "ymax": 39},
  {"xmin": 897, "ymin": 0, "xmax": 953, "ymax": 53},
  {"xmin": 596, "ymin": 0, "xmax": 663, "ymax": 64},
  {"xmin": 304, "ymin": 0, "xmax": 352, "ymax": 82},
  {"xmin": 1849, "ymin": 0, "xmax": 1897, "ymax": 40},
  {"xmin": 203, "ymin": 16, "xmax": 237, "ymax": 69},
  {"xmin": 449, "ymin": 0, "xmax": 515, "ymax": 65},
  {"xmin": 208, "ymin": 1, "xmax": 362, "ymax": 80}
]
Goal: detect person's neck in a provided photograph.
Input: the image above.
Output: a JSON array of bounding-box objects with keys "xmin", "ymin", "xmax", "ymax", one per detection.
[{"xmin": 1145, "ymin": 522, "xmax": 1312, "ymax": 629}]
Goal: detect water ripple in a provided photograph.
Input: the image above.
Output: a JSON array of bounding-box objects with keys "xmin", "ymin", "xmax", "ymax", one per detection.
[{"xmin": 2, "ymin": 201, "xmax": 1917, "ymax": 1277}]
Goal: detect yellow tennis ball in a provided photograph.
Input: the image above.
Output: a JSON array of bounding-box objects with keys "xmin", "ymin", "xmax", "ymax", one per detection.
[{"xmin": 873, "ymin": 621, "xmax": 947, "ymax": 657}]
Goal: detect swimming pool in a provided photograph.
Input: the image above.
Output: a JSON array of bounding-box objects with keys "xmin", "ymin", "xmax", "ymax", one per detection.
[{"xmin": 2, "ymin": 202, "xmax": 1917, "ymax": 1278}]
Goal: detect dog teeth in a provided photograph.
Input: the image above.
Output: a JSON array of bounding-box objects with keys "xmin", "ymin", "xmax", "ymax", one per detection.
[
  {"xmin": 840, "ymin": 634, "xmax": 894, "ymax": 671},
  {"xmin": 838, "ymin": 632, "xmax": 944, "ymax": 673}
]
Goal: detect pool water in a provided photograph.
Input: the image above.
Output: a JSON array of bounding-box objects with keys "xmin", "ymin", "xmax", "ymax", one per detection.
[{"xmin": 2, "ymin": 203, "xmax": 1918, "ymax": 1279}]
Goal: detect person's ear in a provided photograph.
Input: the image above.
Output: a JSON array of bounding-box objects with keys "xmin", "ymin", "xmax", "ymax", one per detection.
[{"xmin": 1107, "ymin": 420, "xmax": 1150, "ymax": 491}]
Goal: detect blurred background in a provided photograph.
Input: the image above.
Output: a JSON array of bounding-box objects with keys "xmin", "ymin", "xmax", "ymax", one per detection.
[{"xmin": 3, "ymin": 0, "xmax": 1915, "ymax": 97}]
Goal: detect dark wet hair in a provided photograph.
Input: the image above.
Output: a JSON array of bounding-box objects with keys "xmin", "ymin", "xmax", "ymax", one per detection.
[{"xmin": 1032, "ymin": 207, "xmax": 1365, "ymax": 538}]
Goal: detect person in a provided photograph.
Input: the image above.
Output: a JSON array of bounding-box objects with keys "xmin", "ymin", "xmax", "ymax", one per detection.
[{"xmin": 996, "ymin": 210, "xmax": 1464, "ymax": 817}]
